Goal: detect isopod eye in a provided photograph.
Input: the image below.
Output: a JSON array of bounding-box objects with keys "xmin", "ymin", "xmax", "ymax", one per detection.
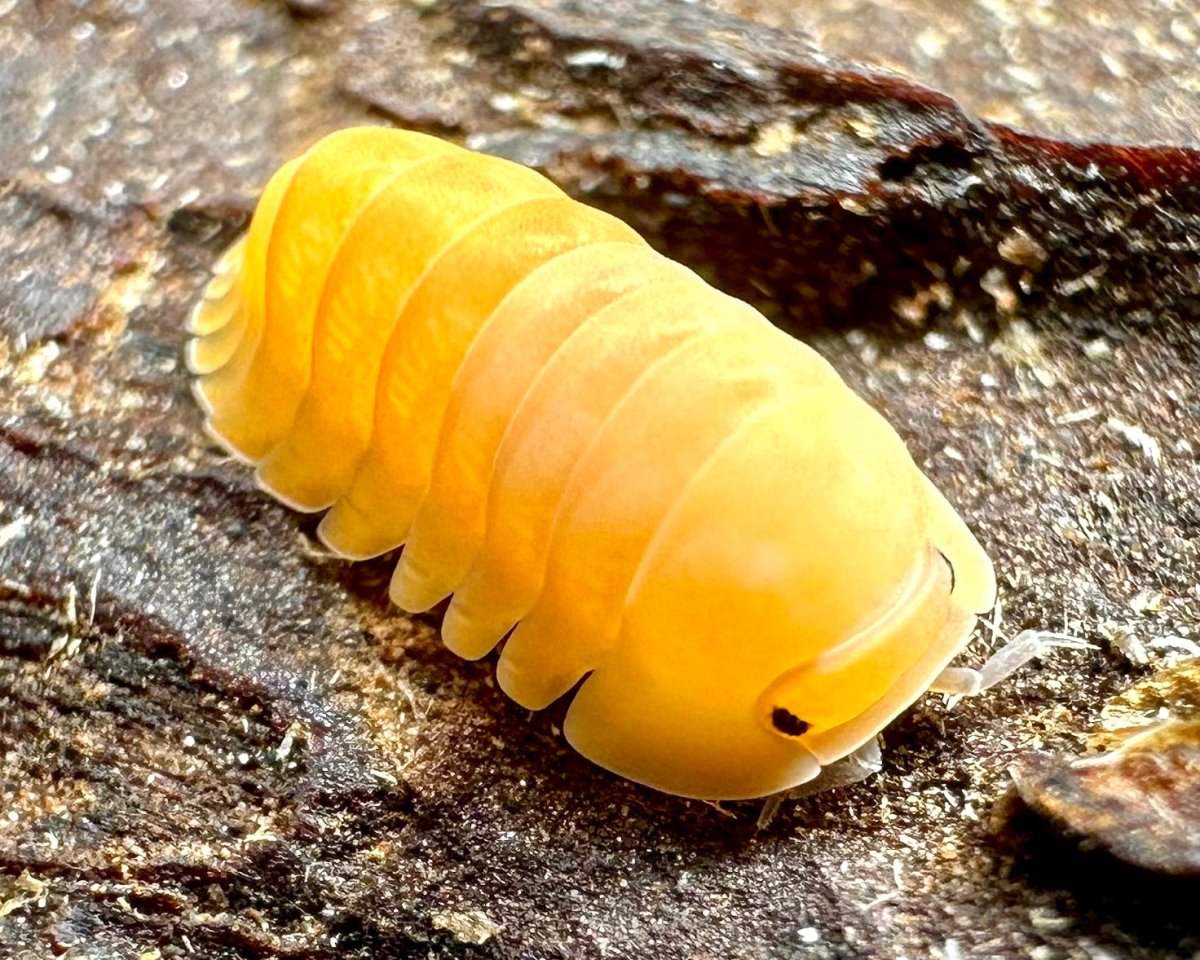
[{"xmin": 770, "ymin": 706, "xmax": 811, "ymax": 738}]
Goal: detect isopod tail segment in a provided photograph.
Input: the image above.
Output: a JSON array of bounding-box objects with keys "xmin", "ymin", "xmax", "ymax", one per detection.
[{"xmin": 186, "ymin": 125, "xmax": 1018, "ymax": 801}]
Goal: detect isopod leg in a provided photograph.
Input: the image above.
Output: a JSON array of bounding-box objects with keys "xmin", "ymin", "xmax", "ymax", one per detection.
[
  {"xmin": 929, "ymin": 630, "xmax": 1093, "ymax": 697},
  {"xmin": 756, "ymin": 737, "xmax": 883, "ymax": 828}
]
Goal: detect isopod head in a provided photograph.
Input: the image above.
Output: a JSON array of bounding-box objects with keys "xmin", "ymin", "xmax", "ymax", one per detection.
[{"xmin": 554, "ymin": 392, "xmax": 993, "ymax": 800}]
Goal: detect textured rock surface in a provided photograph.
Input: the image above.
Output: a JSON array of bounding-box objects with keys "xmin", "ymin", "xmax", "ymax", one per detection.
[{"xmin": 1, "ymin": 1, "xmax": 1199, "ymax": 957}]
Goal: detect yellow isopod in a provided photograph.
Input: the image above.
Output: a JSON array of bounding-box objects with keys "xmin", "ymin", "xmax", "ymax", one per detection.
[{"xmin": 187, "ymin": 126, "xmax": 1045, "ymax": 801}]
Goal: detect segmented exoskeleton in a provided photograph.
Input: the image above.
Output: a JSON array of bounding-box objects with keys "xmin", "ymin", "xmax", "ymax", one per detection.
[{"xmin": 188, "ymin": 126, "xmax": 997, "ymax": 800}]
